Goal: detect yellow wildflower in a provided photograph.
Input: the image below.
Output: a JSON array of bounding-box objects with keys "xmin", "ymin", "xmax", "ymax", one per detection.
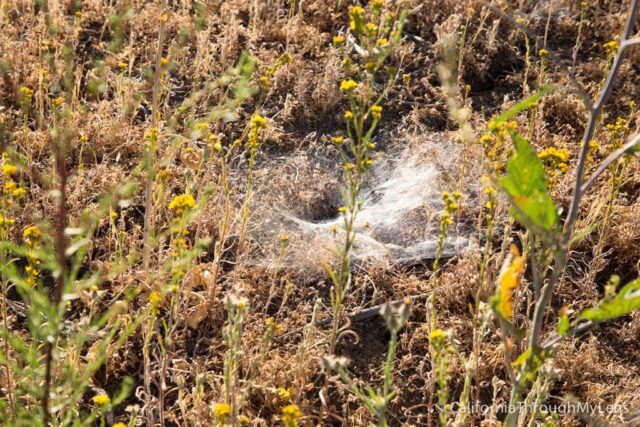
[
  {"xmin": 349, "ymin": 6, "xmax": 364, "ymax": 16},
  {"xmin": 4, "ymin": 181, "xmax": 16, "ymax": 192},
  {"xmin": 333, "ymin": 35, "xmax": 345, "ymax": 45},
  {"xmin": 12, "ymin": 187, "xmax": 27, "ymax": 198},
  {"xmin": 18, "ymin": 86, "xmax": 34, "ymax": 101},
  {"xmin": 538, "ymin": 49, "xmax": 549, "ymax": 57},
  {"xmin": 538, "ymin": 147, "xmax": 570, "ymax": 173},
  {"xmin": 148, "ymin": 291, "xmax": 163, "ymax": 315},
  {"xmin": 251, "ymin": 114, "xmax": 267, "ymax": 129},
  {"xmin": 52, "ymin": 97, "xmax": 63, "ymax": 107},
  {"xmin": 112, "ymin": 423, "xmax": 127, "ymax": 427},
  {"xmin": 277, "ymin": 386, "xmax": 293, "ymax": 401},
  {"xmin": 371, "ymin": 105, "xmax": 382, "ymax": 120},
  {"xmin": 282, "ymin": 404, "xmax": 302, "ymax": 427},
  {"xmin": 91, "ymin": 394, "xmax": 110, "ymax": 406},
  {"xmin": 429, "ymin": 328, "xmax": 447, "ymax": 341},
  {"xmin": 160, "ymin": 57, "xmax": 169, "ymax": 66},
  {"xmin": 344, "ymin": 111, "xmax": 354, "ymax": 120},
  {"xmin": 168, "ymin": 194, "xmax": 196, "ymax": 215},
  {"xmin": 3, "ymin": 164, "xmax": 17, "ymax": 177},
  {"xmin": 331, "ymin": 136, "xmax": 344, "ymax": 145},
  {"xmin": 603, "ymin": 40, "xmax": 619, "ymax": 56},
  {"xmin": 239, "ymin": 416, "xmax": 250, "ymax": 426},
  {"xmin": 213, "ymin": 403, "xmax": 231, "ymax": 425},
  {"xmin": 340, "ymin": 79, "xmax": 358, "ymax": 92},
  {"xmin": 377, "ymin": 38, "xmax": 389, "ymax": 46},
  {"xmin": 23, "ymin": 226, "xmax": 41, "ymax": 244}
]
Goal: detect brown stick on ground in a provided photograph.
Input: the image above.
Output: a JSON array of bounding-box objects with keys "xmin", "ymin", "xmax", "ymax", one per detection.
[{"xmin": 316, "ymin": 294, "xmax": 428, "ymax": 326}]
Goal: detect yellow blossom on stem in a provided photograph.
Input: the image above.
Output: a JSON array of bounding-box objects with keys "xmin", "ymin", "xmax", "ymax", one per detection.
[
  {"xmin": 371, "ymin": 105, "xmax": 382, "ymax": 120},
  {"xmin": 91, "ymin": 394, "xmax": 110, "ymax": 406},
  {"xmin": 12, "ymin": 187, "xmax": 27, "ymax": 198},
  {"xmin": 3, "ymin": 163, "xmax": 17, "ymax": 177},
  {"xmin": 340, "ymin": 79, "xmax": 358, "ymax": 92},
  {"xmin": 282, "ymin": 404, "xmax": 302, "ymax": 427},
  {"xmin": 251, "ymin": 114, "xmax": 267, "ymax": 129},
  {"xmin": 168, "ymin": 194, "xmax": 196, "ymax": 216},
  {"xmin": 148, "ymin": 291, "xmax": 163, "ymax": 315},
  {"xmin": 277, "ymin": 386, "xmax": 293, "ymax": 401},
  {"xmin": 603, "ymin": 40, "xmax": 619, "ymax": 56},
  {"xmin": 23, "ymin": 225, "xmax": 41, "ymax": 245},
  {"xmin": 213, "ymin": 403, "xmax": 231, "ymax": 425},
  {"xmin": 333, "ymin": 35, "xmax": 345, "ymax": 45}
]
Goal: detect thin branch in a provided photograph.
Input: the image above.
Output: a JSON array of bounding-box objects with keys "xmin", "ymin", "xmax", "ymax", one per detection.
[
  {"xmin": 563, "ymin": 0, "xmax": 640, "ymax": 247},
  {"xmin": 482, "ymin": 1, "xmax": 594, "ymax": 112},
  {"xmin": 581, "ymin": 133, "xmax": 640, "ymax": 194},
  {"xmin": 541, "ymin": 320, "xmax": 595, "ymax": 350},
  {"xmin": 622, "ymin": 37, "xmax": 640, "ymax": 48}
]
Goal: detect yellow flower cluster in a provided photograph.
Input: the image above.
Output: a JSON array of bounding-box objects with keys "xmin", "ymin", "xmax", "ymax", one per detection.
[
  {"xmin": 484, "ymin": 186, "xmax": 497, "ymax": 211},
  {"xmin": 371, "ymin": 105, "xmax": 382, "ymax": 120},
  {"xmin": 148, "ymin": 291, "xmax": 163, "ymax": 315},
  {"xmin": 2, "ymin": 155, "xmax": 28, "ymax": 205},
  {"xmin": 23, "ymin": 225, "xmax": 41, "ymax": 245},
  {"xmin": 3, "ymin": 164, "xmax": 16, "ymax": 178},
  {"xmin": 603, "ymin": 40, "xmax": 619, "ymax": 56},
  {"xmin": 440, "ymin": 191, "xmax": 462, "ymax": 227},
  {"xmin": 339, "ymin": 79, "xmax": 358, "ymax": 92},
  {"xmin": 213, "ymin": 403, "xmax": 231, "ymax": 425},
  {"xmin": 248, "ymin": 114, "xmax": 267, "ymax": 148},
  {"xmin": 168, "ymin": 194, "xmax": 196, "ymax": 216},
  {"xmin": 282, "ymin": 404, "xmax": 302, "ymax": 427},
  {"xmin": 331, "ymin": 136, "xmax": 344, "ymax": 145},
  {"xmin": 265, "ymin": 316, "xmax": 284, "ymax": 335},
  {"xmin": 91, "ymin": 394, "xmax": 111, "ymax": 406},
  {"xmin": 348, "ymin": 5, "xmax": 365, "ymax": 31},
  {"xmin": 260, "ymin": 52, "xmax": 292, "ymax": 91},
  {"xmin": 144, "ymin": 127, "xmax": 159, "ymax": 150},
  {"xmin": 18, "ymin": 86, "xmax": 34, "ymax": 102},
  {"xmin": 276, "ymin": 386, "xmax": 293, "ymax": 401},
  {"xmin": 606, "ymin": 117, "xmax": 630, "ymax": 149},
  {"xmin": 538, "ymin": 147, "xmax": 570, "ymax": 173}
]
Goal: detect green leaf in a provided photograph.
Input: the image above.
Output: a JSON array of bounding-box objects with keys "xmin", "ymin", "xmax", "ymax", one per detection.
[
  {"xmin": 578, "ymin": 278, "xmax": 640, "ymax": 322},
  {"xmin": 625, "ymin": 144, "xmax": 640, "ymax": 155},
  {"xmin": 499, "ymin": 132, "xmax": 558, "ymax": 231},
  {"xmin": 488, "ymin": 86, "xmax": 553, "ymax": 132},
  {"xmin": 557, "ymin": 308, "xmax": 570, "ymax": 337}
]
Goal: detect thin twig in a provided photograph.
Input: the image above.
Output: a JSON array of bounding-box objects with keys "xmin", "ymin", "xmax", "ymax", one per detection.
[
  {"xmin": 541, "ymin": 320, "xmax": 595, "ymax": 350},
  {"xmin": 316, "ymin": 294, "xmax": 428, "ymax": 326},
  {"xmin": 580, "ymin": 133, "xmax": 640, "ymax": 194},
  {"xmin": 42, "ymin": 120, "xmax": 69, "ymax": 427},
  {"xmin": 142, "ymin": 14, "xmax": 166, "ymax": 276}
]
